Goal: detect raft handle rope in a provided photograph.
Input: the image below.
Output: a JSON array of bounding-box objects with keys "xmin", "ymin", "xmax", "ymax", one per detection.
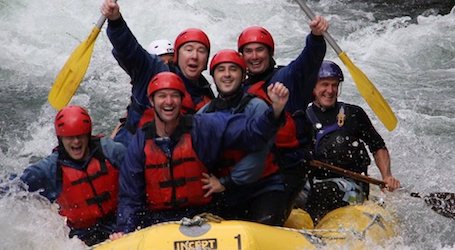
[
  {"xmin": 278, "ymin": 212, "xmax": 384, "ymax": 242},
  {"xmin": 179, "ymin": 213, "xmax": 224, "ymax": 226}
]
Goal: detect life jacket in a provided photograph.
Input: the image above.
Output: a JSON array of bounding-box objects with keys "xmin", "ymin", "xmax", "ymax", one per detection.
[
  {"xmin": 246, "ymin": 80, "xmax": 299, "ymax": 149},
  {"xmin": 182, "ymin": 94, "xmax": 212, "ymax": 114},
  {"xmin": 305, "ymin": 102, "xmax": 371, "ymax": 176},
  {"xmin": 56, "ymin": 138, "xmax": 119, "ymax": 229},
  {"xmin": 206, "ymin": 93, "xmax": 280, "ymax": 179},
  {"xmin": 142, "ymin": 116, "xmax": 211, "ymax": 210}
]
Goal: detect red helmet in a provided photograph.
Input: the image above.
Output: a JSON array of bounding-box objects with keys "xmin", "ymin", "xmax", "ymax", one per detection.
[
  {"xmin": 174, "ymin": 28, "xmax": 210, "ymax": 62},
  {"xmin": 237, "ymin": 26, "xmax": 274, "ymax": 54},
  {"xmin": 54, "ymin": 105, "xmax": 92, "ymax": 137},
  {"xmin": 147, "ymin": 72, "xmax": 186, "ymax": 98},
  {"xmin": 209, "ymin": 49, "xmax": 247, "ymax": 75}
]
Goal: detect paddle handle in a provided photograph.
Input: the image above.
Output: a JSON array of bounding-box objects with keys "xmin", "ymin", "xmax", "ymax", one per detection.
[
  {"xmin": 309, "ymin": 160, "xmax": 386, "ymax": 187},
  {"xmin": 294, "ymin": 0, "xmax": 342, "ymax": 55},
  {"xmin": 96, "ymin": 15, "xmax": 107, "ymax": 29}
]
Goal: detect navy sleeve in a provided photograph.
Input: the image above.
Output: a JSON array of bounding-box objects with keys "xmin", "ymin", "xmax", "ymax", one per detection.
[
  {"xmin": 271, "ymin": 33, "xmax": 326, "ymax": 112},
  {"xmin": 223, "ymin": 98, "xmax": 271, "ymax": 185},
  {"xmin": 100, "ymin": 137, "xmax": 126, "ymax": 168},
  {"xmin": 19, "ymin": 153, "xmax": 60, "ymax": 202},
  {"xmin": 227, "ymin": 140, "xmax": 272, "ymax": 186},
  {"xmin": 116, "ymin": 129, "xmax": 147, "ymax": 233},
  {"xmin": 192, "ymin": 107, "xmax": 281, "ymax": 167},
  {"xmin": 221, "ymin": 108, "xmax": 281, "ymax": 150},
  {"xmin": 106, "ymin": 16, "xmax": 169, "ymax": 107},
  {"xmin": 353, "ymin": 106, "xmax": 387, "ymax": 153}
]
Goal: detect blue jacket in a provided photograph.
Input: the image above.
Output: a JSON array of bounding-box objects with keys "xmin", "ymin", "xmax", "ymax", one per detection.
[
  {"xmin": 243, "ymin": 33, "xmax": 326, "ymax": 168},
  {"xmin": 199, "ymin": 92, "xmax": 286, "ymax": 207},
  {"xmin": 19, "ymin": 137, "xmax": 125, "ymax": 242},
  {"xmin": 117, "ymin": 108, "xmax": 282, "ymax": 233},
  {"xmin": 107, "ymin": 17, "xmax": 214, "ymax": 146},
  {"xmin": 198, "ymin": 93, "xmax": 271, "ymax": 186},
  {"xmin": 244, "ymin": 33, "xmax": 326, "ymax": 114}
]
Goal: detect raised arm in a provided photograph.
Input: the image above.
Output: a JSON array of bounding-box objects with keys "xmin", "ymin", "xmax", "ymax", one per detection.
[
  {"xmin": 101, "ymin": 0, "xmax": 168, "ymax": 92},
  {"xmin": 273, "ymin": 16, "xmax": 327, "ymax": 112},
  {"xmin": 192, "ymin": 83, "xmax": 289, "ymax": 167}
]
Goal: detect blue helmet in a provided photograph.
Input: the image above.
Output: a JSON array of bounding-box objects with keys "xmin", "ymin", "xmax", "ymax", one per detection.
[{"xmin": 318, "ymin": 60, "xmax": 344, "ymax": 82}]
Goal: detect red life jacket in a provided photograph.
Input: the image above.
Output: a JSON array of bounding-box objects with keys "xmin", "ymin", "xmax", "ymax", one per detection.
[
  {"xmin": 138, "ymin": 108, "xmax": 155, "ymax": 128},
  {"xmin": 247, "ymin": 80, "xmax": 299, "ymax": 148},
  {"xmin": 137, "ymin": 92, "xmax": 212, "ymax": 129},
  {"xmin": 56, "ymin": 140, "xmax": 119, "ymax": 229},
  {"xmin": 142, "ymin": 118, "xmax": 211, "ymax": 210},
  {"xmin": 182, "ymin": 93, "xmax": 212, "ymax": 113}
]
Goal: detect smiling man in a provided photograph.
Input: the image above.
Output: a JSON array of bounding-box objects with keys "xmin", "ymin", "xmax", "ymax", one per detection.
[
  {"xmin": 236, "ymin": 16, "xmax": 329, "ymax": 221},
  {"xmin": 198, "ymin": 49, "xmax": 288, "ymax": 226},
  {"xmin": 301, "ymin": 60, "xmax": 401, "ymax": 223},
  {"xmin": 20, "ymin": 106, "xmax": 126, "ymax": 246},
  {"xmin": 101, "ymin": 0, "xmax": 215, "ymax": 147},
  {"xmin": 111, "ymin": 71, "xmax": 290, "ymax": 239}
]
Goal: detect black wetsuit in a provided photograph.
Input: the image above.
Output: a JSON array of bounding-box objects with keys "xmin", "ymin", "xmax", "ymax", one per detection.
[{"xmin": 302, "ymin": 102, "xmax": 386, "ymax": 222}]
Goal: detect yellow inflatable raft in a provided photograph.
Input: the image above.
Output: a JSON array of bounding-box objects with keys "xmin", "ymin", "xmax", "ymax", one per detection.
[{"xmin": 93, "ymin": 201, "xmax": 397, "ymax": 250}]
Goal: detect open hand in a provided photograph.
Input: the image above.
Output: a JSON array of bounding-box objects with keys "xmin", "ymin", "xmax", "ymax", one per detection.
[{"xmin": 201, "ymin": 173, "xmax": 225, "ymax": 197}]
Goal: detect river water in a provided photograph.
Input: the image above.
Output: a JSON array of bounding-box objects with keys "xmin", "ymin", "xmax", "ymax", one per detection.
[{"xmin": 1, "ymin": 0, "xmax": 454, "ymax": 249}]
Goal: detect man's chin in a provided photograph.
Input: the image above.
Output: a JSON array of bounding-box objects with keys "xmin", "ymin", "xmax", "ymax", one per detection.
[
  {"xmin": 183, "ymin": 70, "xmax": 201, "ymax": 80},
  {"xmin": 161, "ymin": 114, "xmax": 179, "ymax": 122},
  {"xmin": 220, "ymin": 87, "xmax": 235, "ymax": 95},
  {"xmin": 248, "ymin": 65, "xmax": 266, "ymax": 74},
  {"xmin": 69, "ymin": 152, "xmax": 84, "ymax": 161},
  {"xmin": 248, "ymin": 69, "xmax": 261, "ymax": 75},
  {"xmin": 322, "ymin": 102, "xmax": 336, "ymax": 109}
]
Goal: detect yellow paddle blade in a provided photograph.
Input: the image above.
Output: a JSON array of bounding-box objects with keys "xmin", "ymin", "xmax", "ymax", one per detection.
[
  {"xmin": 48, "ymin": 26, "xmax": 101, "ymax": 110},
  {"xmin": 338, "ymin": 52, "xmax": 398, "ymax": 131}
]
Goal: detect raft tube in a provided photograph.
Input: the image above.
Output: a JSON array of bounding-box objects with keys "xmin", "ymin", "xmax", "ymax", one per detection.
[{"xmin": 93, "ymin": 202, "xmax": 396, "ymax": 250}]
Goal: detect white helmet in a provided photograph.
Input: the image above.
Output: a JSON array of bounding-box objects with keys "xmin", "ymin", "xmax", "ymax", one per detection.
[{"xmin": 147, "ymin": 39, "xmax": 174, "ymax": 56}]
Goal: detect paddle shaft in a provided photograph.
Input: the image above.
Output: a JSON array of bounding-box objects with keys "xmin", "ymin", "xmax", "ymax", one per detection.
[
  {"xmin": 96, "ymin": 15, "xmax": 107, "ymax": 29},
  {"xmin": 309, "ymin": 160, "xmax": 386, "ymax": 187},
  {"xmin": 294, "ymin": 0, "xmax": 342, "ymax": 54},
  {"xmin": 310, "ymin": 160, "xmax": 455, "ymax": 219}
]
